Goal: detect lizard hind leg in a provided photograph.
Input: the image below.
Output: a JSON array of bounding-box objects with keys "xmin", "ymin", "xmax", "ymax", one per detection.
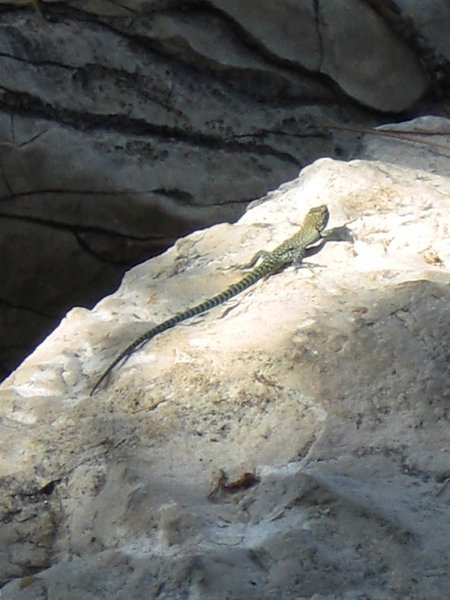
[{"xmin": 238, "ymin": 250, "xmax": 271, "ymax": 270}]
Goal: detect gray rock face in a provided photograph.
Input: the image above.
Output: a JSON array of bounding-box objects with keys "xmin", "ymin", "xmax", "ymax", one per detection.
[
  {"xmin": 0, "ymin": 1, "xmax": 448, "ymax": 378},
  {"xmin": 360, "ymin": 115, "xmax": 450, "ymax": 174},
  {"xmin": 1, "ymin": 155, "xmax": 449, "ymax": 598},
  {"xmin": 214, "ymin": 0, "xmax": 429, "ymax": 111}
]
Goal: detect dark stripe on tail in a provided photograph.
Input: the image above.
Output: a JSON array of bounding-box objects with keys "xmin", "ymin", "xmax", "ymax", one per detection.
[{"xmin": 91, "ymin": 262, "xmax": 274, "ymax": 394}]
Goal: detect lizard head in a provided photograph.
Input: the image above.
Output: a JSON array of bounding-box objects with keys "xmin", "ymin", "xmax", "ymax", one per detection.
[{"xmin": 304, "ymin": 204, "xmax": 329, "ymax": 232}]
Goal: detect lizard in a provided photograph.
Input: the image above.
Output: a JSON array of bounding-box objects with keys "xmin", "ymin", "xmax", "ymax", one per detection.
[{"xmin": 90, "ymin": 204, "xmax": 345, "ymax": 395}]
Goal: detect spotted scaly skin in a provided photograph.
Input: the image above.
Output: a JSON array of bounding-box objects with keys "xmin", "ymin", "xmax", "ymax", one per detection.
[{"xmin": 90, "ymin": 205, "xmax": 329, "ymax": 395}]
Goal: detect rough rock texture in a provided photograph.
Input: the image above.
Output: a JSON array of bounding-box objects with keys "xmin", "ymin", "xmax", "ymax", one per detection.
[
  {"xmin": 0, "ymin": 156, "xmax": 449, "ymax": 599},
  {"xmin": 1, "ymin": 0, "xmax": 449, "ymax": 379}
]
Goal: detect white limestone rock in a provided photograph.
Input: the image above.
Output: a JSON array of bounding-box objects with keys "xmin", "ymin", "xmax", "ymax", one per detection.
[{"xmin": 0, "ymin": 156, "xmax": 449, "ymax": 598}]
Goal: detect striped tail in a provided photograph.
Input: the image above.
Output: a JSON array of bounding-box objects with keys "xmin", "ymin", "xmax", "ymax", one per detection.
[{"xmin": 90, "ymin": 262, "xmax": 273, "ymax": 395}]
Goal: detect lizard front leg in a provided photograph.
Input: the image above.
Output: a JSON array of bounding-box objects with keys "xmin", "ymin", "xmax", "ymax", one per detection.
[{"xmin": 278, "ymin": 246, "xmax": 307, "ymax": 270}]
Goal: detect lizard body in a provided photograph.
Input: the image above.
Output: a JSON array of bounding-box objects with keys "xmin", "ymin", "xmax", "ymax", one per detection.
[{"xmin": 90, "ymin": 204, "xmax": 332, "ymax": 395}]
